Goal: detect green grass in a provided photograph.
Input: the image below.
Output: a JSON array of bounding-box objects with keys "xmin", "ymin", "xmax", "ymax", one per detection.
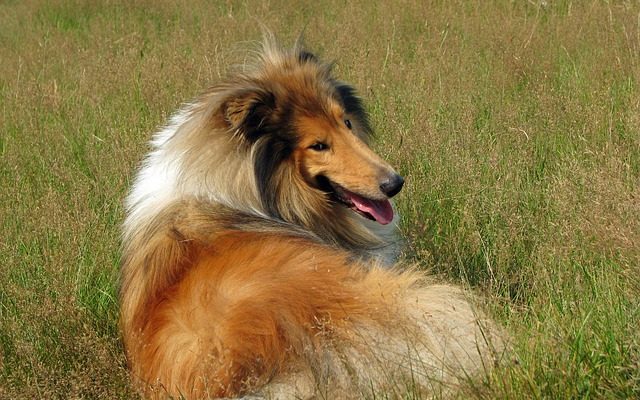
[{"xmin": 1, "ymin": 0, "xmax": 639, "ymax": 398}]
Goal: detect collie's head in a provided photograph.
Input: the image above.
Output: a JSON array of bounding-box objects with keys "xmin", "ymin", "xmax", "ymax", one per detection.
[
  {"xmin": 219, "ymin": 39, "xmax": 403, "ymax": 224},
  {"xmin": 127, "ymin": 37, "xmax": 403, "ymax": 256}
]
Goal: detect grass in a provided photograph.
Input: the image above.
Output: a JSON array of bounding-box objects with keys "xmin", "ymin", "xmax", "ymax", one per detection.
[{"xmin": 1, "ymin": 0, "xmax": 639, "ymax": 398}]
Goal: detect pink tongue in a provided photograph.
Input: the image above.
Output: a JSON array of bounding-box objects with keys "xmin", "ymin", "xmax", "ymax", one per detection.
[{"xmin": 347, "ymin": 192, "xmax": 394, "ymax": 225}]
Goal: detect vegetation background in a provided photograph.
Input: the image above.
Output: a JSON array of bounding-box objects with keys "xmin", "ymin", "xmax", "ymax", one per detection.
[{"xmin": 1, "ymin": 0, "xmax": 638, "ymax": 398}]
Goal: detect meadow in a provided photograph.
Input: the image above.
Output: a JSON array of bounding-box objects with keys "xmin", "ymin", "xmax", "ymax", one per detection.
[{"xmin": 1, "ymin": 0, "xmax": 638, "ymax": 398}]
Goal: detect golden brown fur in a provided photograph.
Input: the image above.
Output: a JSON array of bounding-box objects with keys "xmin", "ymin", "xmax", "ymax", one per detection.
[{"xmin": 120, "ymin": 36, "xmax": 504, "ymax": 399}]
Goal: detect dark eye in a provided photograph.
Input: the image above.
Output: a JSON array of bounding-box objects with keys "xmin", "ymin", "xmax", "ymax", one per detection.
[
  {"xmin": 309, "ymin": 142, "xmax": 329, "ymax": 151},
  {"xmin": 344, "ymin": 119, "xmax": 352, "ymax": 129}
]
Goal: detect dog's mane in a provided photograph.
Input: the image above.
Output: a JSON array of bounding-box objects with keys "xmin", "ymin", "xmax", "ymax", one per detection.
[{"xmin": 123, "ymin": 37, "xmax": 398, "ymax": 265}]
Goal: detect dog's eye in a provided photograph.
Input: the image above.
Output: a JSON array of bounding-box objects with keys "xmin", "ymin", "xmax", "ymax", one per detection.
[
  {"xmin": 344, "ymin": 119, "xmax": 352, "ymax": 129},
  {"xmin": 309, "ymin": 142, "xmax": 329, "ymax": 151}
]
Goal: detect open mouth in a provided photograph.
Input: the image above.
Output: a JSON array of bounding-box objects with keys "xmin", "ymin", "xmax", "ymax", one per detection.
[{"xmin": 316, "ymin": 175, "xmax": 394, "ymax": 225}]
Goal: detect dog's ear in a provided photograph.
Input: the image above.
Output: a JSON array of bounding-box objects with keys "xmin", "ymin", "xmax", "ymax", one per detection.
[
  {"xmin": 333, "ymin": 81, "xmax": 372, "ymax": 139},
  {"xmin": 223, "ymin": 88, "xmax": 275, "ymax": 141},
  {"xmin": 298, "ymin": 50, "xmax": 318, "ymax": 64}
]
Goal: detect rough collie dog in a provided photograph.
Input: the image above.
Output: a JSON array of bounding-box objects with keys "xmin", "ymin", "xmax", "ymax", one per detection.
[{"xmin": 120, "ymin": 37, "xmax": 502, "ymax": 399}]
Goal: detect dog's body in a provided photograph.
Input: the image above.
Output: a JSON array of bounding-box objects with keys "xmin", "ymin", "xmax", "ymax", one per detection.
[{"xmin": 120, "ymin": 38, "xmax": 502, "ymax": 399}]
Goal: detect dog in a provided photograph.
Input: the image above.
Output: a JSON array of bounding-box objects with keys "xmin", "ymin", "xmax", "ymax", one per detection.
[{"xmin": 120, "ymin": 36, "xmax": 503, "ymax": 399}]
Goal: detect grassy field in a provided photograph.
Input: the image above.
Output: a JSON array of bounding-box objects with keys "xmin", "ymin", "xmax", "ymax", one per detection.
[{"xmin": 1, "ymin": 0, "xmax": 639, "ymax": 398}]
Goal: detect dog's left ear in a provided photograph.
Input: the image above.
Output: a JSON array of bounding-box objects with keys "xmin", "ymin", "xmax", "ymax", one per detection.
[{"xmin": 223, "ymin": 88, "xmax": 275, "ymax": 141}]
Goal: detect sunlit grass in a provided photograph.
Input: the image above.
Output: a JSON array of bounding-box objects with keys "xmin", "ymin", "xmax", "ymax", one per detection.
[{"xmin": 1, "ymin": 1, "xmax": 639, "ymax": 398}]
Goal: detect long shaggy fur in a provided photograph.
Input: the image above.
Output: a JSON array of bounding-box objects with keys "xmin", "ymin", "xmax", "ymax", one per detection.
[{"xmin": 120, "ymin": 36, "xmax": 504, "ymax": 399}]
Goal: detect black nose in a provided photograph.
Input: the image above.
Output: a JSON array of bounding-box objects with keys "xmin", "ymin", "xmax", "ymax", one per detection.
[{"xmin": 380, "ymin": 173, "xmax": 404, "ymax": 198}]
